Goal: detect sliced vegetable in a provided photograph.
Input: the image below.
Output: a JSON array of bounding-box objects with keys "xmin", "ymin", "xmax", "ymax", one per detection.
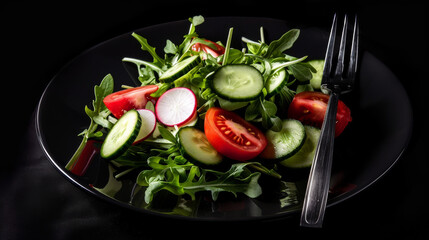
[
  {"xmin": 103, "ymin": 85, "xmax": 159, "ymax": 119},
  {"xmin": 159, "ymin": 55, "xmax": 201, "ymax": 83},
  {"xmin": 178, "ymin": 127, "xmax": 223, "ymax": 166},
  {"xmin": 308, "ymin": 59, "xmax": 324, "ymax": 89},
  {"xmin": 280, "ymin": 125, "xmax": 320, "ymax": 168},
  {"xmin": 265, "ymin": 68, "xmax": 288, "ymax": 98},
  {"xmin": 70, "ymin": 139, "xmax": 99, "ymax": 176},
  {"xmin": 100, "ymin": 109, "xmax": 142, "ymax": 159},
  {"xmin": 210, "ymin": 64, "xmax": 264, "ymax": 102},
  {"xmin": 134, "ymin": 109, "xmax": 157, "ymax": 144},
  {"xmin": 260, "ymin": 119, "xmax": 306, "ymax": 161},
  {"xmin": 155, "ymin": 87, "xmax": 197, "ymax": 127},
  {"xmin": 191, "ymin": 39, "xmax": 225, "ymax": 58},
  {"xmin": 287, "ymin": 91, "xmax": 351, "ymax": 137},
  {"xmin": 204, "ymin": 107, "xmax": 267, "ymax": 161}
]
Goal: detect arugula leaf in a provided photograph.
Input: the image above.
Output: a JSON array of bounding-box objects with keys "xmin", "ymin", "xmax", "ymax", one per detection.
[
  {"xmin": 66, "ymin": 74, "xmax": 114, "ymax": 170},
  {"xmin": 131, "ymin": 32, "xmax": 165, "ymax": 66},
  {"xmin": 184, "ymin": 163, "xmax": 262, "ymax": 201},
  {"xmin": 137, "ymin": 161, "xmax": 262, "ymax": 204}
]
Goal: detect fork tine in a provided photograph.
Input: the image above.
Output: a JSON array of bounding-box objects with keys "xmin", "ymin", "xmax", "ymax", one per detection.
[
  {"xmin": 334, "ymin": 15, "xmax": 349, "ymax": 81},
  {"xmin": 347, "ymin": 15, "xmax": 359, "ymax": 82},
  {"xmin": 321, "ymin": 14, "xmax": 337, "ymax": 84}
]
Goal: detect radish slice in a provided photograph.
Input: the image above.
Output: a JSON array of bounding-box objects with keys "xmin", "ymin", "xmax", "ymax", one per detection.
[
  {"xmin": 134, "ymin": 109, "xmax": 157, "ymax": 144},
  {"xmin": 156, "ymin": 87, "xmax": 197, "ymax": 127}
]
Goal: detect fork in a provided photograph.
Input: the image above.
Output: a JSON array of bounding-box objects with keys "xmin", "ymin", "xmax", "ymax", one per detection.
[{"xmin": 300, "ymin": 14, "xmax": 359, "ymax": 228}]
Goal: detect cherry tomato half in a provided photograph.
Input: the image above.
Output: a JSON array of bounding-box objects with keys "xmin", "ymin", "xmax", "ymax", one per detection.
[
  {"xmin": 204, "ymin": 107, "xmax": 267, "ymax": 161},
  {"xmin": 103, "ymin": 85, "xmax": 159, "ymax": 118},
  {"xmin": 287, "ymin": 91, "xmax": 352, "ymax": 137},
  {"xmin": 191, "ymin": 39, "xmax": 225, "ymax": 58}
]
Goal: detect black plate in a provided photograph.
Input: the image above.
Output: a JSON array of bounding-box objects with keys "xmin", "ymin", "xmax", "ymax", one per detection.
[{"xmin": 36, "ymin": 17, "xmax": 412, "ymax": 221}]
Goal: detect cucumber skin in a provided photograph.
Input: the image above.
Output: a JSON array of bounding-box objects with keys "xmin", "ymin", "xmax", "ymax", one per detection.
[
  {"xmin": 264, "ymin": 131, "xmax": 306, "ymax": 163},
  {"xmin": 260, "ymin": 119, "xmax": 306, "ymax": 163},
  {"xmin": 265, "ymin": 69, "xmax": 288, "ymax": 98},
  {"xmin": 280, "ymin": 125, "xmax": 320, "ymax": 168},
  {"xmin": 159, "ymin": 56, "xmax": 201, "ymax": 83},
  {"xmin": 209, "ymin": 64, "xmax": 264, "ymax": 102},
  {"xmin": 100, "ymin": 110, "xmax": 142, "ymax": 160}
]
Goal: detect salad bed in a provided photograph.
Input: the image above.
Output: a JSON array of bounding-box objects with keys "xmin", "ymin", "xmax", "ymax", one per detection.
[{"xmin": 66, "ymin": 16, "xmax": 352, "ymax": 208}]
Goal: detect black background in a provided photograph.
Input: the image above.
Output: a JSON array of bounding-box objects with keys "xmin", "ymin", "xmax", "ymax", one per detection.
[{"xmin": 1, "ymin": 0, "xmax": 428, "ymax": 239}]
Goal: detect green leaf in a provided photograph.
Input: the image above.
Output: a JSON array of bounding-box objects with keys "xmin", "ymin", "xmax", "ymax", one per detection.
[
  {"xmin": 66, "ymin": 74, "xmax": 114, "ymax": 170},
  {"xmin": 157, "ymin": 125, "xmax": 177, "ymax": 144},
  {"xmin": 225, "ymin": 48, "xmax": 244, "ymax": 64},
  {"xmin": 245, "ymin": 100, "xmax": 260, "ymax": 121},
  {"xmin": 242, "ymin": 37, "xmax": 268, "ymax": 55},
  {"xmin": 85, "ymin": 74, "xmax": 113, "ymax": 117},
  {"xmin": 192, "ymin": 163, "xmax": 262, "ymax": 200},
  {"xmin": 164, "ymin": 39, "xmax": 178, "ymax": 55},
  {"xmin": 288, "ymin": 62, "xmax": 314, "ymax": 82},
  {"xmin": 265, "ymin": 29, "xmax": 300, "ymax": 58},
  {"xmin": 260, "ymin": 99, "xmax": 277, "ymax": 117},
  {"xmin": 137, "ymin": 161, "xmax": 263, "ymax": 204},
  {"xmin": 190, "ymin": 15, "xmax": 205, "ymax": 27},
  {"xmin": 131, "ymin": 32, "xmax": 165, "ymax": 65},
  {"xmin": 181, "ymin": 162, "xmax": 262, "ymax": 201}
]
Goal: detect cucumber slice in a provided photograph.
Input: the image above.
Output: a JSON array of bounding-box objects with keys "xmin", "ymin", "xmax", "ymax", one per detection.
[
  {"xmin": 100, "ymin": 109, "xmax": 141, "ymax": 159},
  {"xmin": 210, "ymin": 64, "xmax": 264, "ymax": 102},
  {"xmin": 260, "ymin": 119, "xmax": 306, "ymax": 162},
  {"xmin": 280, "ymin": 125, "xmax": 320, "ymax": 168},
  {"xmin": 178, "ymin": 127, "xmax": 223, "ymax": 166},
  {"xmin": 265, "ymin": 68, "xmax": 288, "ymax": 98},
  {"xmin": 159, "ymin": 55, "xmax": 201, "ymax": 83},
  {"xmin": 308, "ymin": 59, "xmax": 324, "ymax": 90}
]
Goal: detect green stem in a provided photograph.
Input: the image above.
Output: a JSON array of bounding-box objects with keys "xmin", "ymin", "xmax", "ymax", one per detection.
[
  {"xmin": 271, "ymin": 56, "xmax": 308, "ymax": 71},
  {"xmin": 249, "ymin": 164, "xmax": 282, "ymax": 179},
  {"xmin": 222, "ymin": 27, "xmax": 234, "ymax": 66},
  {"xmin": 260, "ymin": 26, "xmax": 265, "ymax": 43},
  {"xmin": 122, "ymin": 57, "xmax": 164, "ymax": 75}
]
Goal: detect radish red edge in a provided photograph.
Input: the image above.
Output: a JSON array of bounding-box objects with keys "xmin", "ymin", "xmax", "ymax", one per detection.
[
  {"xmin": 155, "ymin": 87, "xmax": 197, "ymax": 127},
  {"xmin": 133, "ymin": 109, "xmax": 157, "ymax": 144}
]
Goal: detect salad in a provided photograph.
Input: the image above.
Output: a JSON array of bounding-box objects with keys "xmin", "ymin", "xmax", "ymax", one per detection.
[{"xmin": 65, "ymin": 16, "xmax": 352, "ymax": 206}]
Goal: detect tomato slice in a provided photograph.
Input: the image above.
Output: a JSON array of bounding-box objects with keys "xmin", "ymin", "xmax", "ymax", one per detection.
[
  {"xmin": 103, "ymin": 85, "xmax": 159, "ymax": 118},
  {"xmin": 204, "ymin": 107, "xmax": 267, "ymax": 161},
  {"xmin": 287, "ymin": 91, "xmax": 352, "ymax": 137},
  {"xmin": 191, "ymin": 39, "xmax": 225, "ymax": 58}
]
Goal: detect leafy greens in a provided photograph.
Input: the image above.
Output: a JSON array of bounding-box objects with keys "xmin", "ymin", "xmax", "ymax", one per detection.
[{"xmin": 68, "ymin": 15, "xmax": 317, "ymax": 205}]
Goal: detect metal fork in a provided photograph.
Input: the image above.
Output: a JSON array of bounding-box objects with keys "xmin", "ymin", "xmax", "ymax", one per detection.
[{"xmin": 300, "ymin": 14, "xmax": 359, "ymax": 228}]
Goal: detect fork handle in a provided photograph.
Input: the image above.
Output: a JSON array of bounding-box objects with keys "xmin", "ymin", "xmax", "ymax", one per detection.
[{"xmin": 300, "ymin": 92, "xmax": 339, "ymax": 228}]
